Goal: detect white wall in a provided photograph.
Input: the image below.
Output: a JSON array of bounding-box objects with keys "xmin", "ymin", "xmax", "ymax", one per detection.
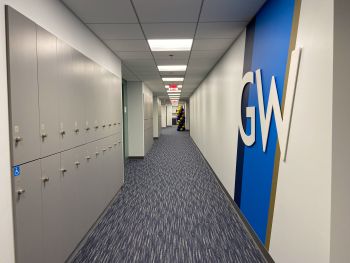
[
  {"xmin": 0, "ymin": 1, "xmax": 121, "ymax": 262},
  {"xmin": 166, "ymin": 105, "xmax": 172, "ymax": 126},
  {"xmin": 269, "ymin": 0, "xmax": 333, "ymax": 262},
  {"xmin": 127, "ymin": 82, "xmax": 144, "ymax": 157},
  {"xmin": 184, "ymin": 101, "xmax": 190, "ymax": 130},
  {"xmin": 143, "ymin": 84, "xmax": 153, "ymax": 154},
  {"xmin": 190, "ymin": 32, "xmax": 246, "ymax": 197},
  {"xmin": 161, "ymin": 105, "xmax": 166, "ymax": 128},
  {"xmin": 153, "ymin": 97, "xmax": 161, "ymax": 138},
  {"xmin": 330, "ymin": 0, "xmax": 350, "ymax": 262}
]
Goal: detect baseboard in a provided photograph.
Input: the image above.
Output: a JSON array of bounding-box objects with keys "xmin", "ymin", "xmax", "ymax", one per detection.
[
  {"xmin": 128, "ymin": 156, "xmax": 144, "ymax": 159},
  {"xmin": 190, "ymin": 137, "xmax": 275, "ymax": 263}
]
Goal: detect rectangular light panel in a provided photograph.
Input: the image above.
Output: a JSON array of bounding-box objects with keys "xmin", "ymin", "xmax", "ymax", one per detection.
[
  {"xmin": 162, "ymin": 77, "xmax": 184, "ymax": 82},
  {"xmin": 158, "ymin": 65, "xmax": 187, "ymax": 71},
  {"xmin": 148, "ymin": 39, "xmax": 193, "ymax": 51}
]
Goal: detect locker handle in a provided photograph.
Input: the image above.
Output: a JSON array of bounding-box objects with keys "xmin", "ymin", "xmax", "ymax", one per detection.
[
  {"xmin": 95, "ymin": 152, "xmax": 99, "ymax": 155},
  {"xmin": 114, "ymin": 143, "xmax": 117, "ymax": 146},
  {"xmin": 60, "ymin": 168, "xmax": 67, "ymax": 173},
  {"xmin": 15, "ymin": 136, "xmax": 22, "ymax": 143},
  {"xmin": 74, "ymin": 128, "xmax": 80, "ymax": 133},
  {"xmin": 118, "ymin": 141, "xmax": 121, "ymax": 144},
  {"xmin": 108, "ymin": 146, "xmax": 112, "ymax": 149},
  {"xmin": 60, "ymin": 130, "xmax": 66, "ymax": 136},
  {"xmin": 85, "ymin": 127, "xmax": 90, "ymax": 131},
  {"xmin": 102, "ymin": 124, "xmax": 106, "ymax": 128},
  {"xmin": 41, "ymin": 133, "xmax": 48, "ymax": 138},
  {"xmin": 42, "ymin": 177, "xmax": 49, "ymax": 183},
  {"xmin": 102, "ymin": 148, "xmax": 107, "ymax": 152},
  {"xmin": 109, "ymin": 124, "xmax": 112, "ymax": 127},
  {"xmin": 113, "ymin": 123, "xmax": 117, "ymax": 126},
  {"xmin": 94, "ymin": 125, "xmax": 99, "ymax": 129},
  {"xmin": 17, "ymin": 189, "xmax": 25, "ymax": 195},
  {"xmin": 74, "ymin": 161, "xmax": 80, "ymax": 166},
  {"xmin": 86, "ymin": 156, "xmax": 91, "ymax": 160},
  {"xmin": 118, "ymin": 122, "xmax": 121, "ymax": 125}
]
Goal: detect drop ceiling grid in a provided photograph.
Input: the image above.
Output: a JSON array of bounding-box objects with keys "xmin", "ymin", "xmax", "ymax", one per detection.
[{"xmin": 62, "ymin": 0, "xmax": 267, "ymax": 98}]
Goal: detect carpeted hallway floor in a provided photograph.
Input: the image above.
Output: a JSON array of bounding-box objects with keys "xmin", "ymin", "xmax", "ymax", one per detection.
[{"xmin": 72, "ymin": 127, "xmax": 266, "ymax": 263}]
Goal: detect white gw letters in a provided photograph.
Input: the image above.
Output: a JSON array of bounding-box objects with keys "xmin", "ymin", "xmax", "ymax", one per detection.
[{"xmin": 238, "ymin": 48, "xmax": 301, "ymax": 161}]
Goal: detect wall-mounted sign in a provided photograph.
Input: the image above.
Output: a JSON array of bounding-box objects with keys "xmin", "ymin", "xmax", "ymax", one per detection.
[{"xmin": 238, "ymin": 48, "xmax": 301, "ymax": 161}]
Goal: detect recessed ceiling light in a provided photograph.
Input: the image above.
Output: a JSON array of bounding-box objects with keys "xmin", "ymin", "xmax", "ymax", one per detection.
[
  {"xmin": 148, "ymin": 39, "xmax": 193, "ymax": 51},
  {"xmin": 162, "ymin": 77, "xmax": 184, "ymax": 82},
  {"xmin": 158, "ymin": 65, "xmax": 187, "ymax": 71}
]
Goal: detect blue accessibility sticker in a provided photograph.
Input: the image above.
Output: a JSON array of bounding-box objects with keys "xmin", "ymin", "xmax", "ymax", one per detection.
[{"xmin": 13, "ymin": 165, "xmax": 21, "ymax": 177}]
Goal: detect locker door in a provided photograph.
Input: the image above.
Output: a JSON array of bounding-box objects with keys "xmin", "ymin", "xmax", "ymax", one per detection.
[
  {"xmin": 60, "ymin": 148, "xmax": 81, "ymax": 259},
  {"xmin": 115, "ymin": 76, "xmax": 122, "ymax": 134},
  {"xmin": 84, "ymin": 58, "xmax": 97, "ymax": 143},
  {"xmin": 115, "ymin": 135, "xmax": 124, "ymax": 191},
  {"xmin": 89, "ymin": 140, "xmax": 106, "ymax": 218},
  {"xmin": 97, "ymin": 67, "xmax": 109, "ymax": 138},
  {"xmin": 7, "ymin": 7, "xmax": 40, "ymax": 165},
  {"xmin": 37, "ymin": 27, "xmax": 60, "ymax": 157},
  {"xmin": 105, "ymin": 136, "xmax": 116, "ymax": 202},
  {"xmin": 13, "ymin": 160, "xmax": 43, "ymax": 263},
  {"xmin": 99, "ymin": 137, "xmax": 111, "ymax": 205},
  {"xmin": 41, "ymin": 154, "xmax": 63, "ymax": 263},
  {"xmin": 82, "ymin": 142, "xmax": 98, "ymax": 226},
  {"xmin": 71, "ymin": 51, "xmax": 86, "ymax": 147},
  {"xmin": 92, "ymin": 64, "xmax": 103, "ymax": 140},
  {"xmin": 57, "ymin": 40, "xmax": 75, "ymax": 151}
]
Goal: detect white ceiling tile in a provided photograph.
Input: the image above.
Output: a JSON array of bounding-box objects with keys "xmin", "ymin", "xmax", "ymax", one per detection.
[
  {"xmin": 192, "ymin": 39, "xmax": 233, "ymax": 51},
  {"xmin": 63, "ymin": 0, "xmax": 138, "ymax": 23},
  {"xmin": 153, "ymin": 51, "xmax": 190, "ymax": 60},
  {"xmin": 142, "ymin": 23, "xmax": 196, "ymax": 39},
  {"xmin": 105, "ymin": 39, "xmax": 149, "ymax": 52},
  {"xmin": 133, "ymin": 0, "xmax": 202, "ymax": 23},
  {"xmin": 190, "ymin": 50, "xmax": 225, "ymax": 59},
  {"xmin": 117, "ymin": 51, "xmax": 153, "ymax": 60},
  {"xmin": 195, "ymin": 22, "xmax": 246, "ymax": 39},
  {"xmin": 88, "ymin": 23, "xmax": 144, "ymax": 40},
  {"xmin": 200, "ymin": 0, "xmax": 266, "ymax": 22},
  {"xmin": 155, "ymin": 58, "xmax": 188, "ymax": 65}
]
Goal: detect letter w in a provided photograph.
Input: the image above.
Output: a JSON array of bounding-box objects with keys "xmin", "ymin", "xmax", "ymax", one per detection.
[{"xmin": 256, "ymin": 48, "xmax": 301, "ymax": 161}]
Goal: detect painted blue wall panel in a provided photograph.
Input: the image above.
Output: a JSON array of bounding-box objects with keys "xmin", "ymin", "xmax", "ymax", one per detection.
[{"xmin": 235, "ymin": 0, "xmax": 296, "ymax": 243}]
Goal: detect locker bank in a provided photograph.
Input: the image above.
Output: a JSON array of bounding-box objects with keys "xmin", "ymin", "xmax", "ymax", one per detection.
[{"xmin": 0, "ymin": 0, "xmax": 349, "ymax": 263}]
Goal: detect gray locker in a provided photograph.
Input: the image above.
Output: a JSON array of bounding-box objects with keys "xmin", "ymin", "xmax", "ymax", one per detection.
[
  {"xmin": 7, "ymin": 7, "xmax": 40, "ymax": 165},
  {"xmin": 60, "ymin": 147, "xmax": 83, "ymax": 258},
  {"xmin": 71, "ymin": 51, "xmax": 86, "ymax": 146},
  {"xmin": 13, "ymin": 160, "xmax": 43, "ymax": 263},
  {"xmin": 84, "ymin": 57, "xmax": 98, "ymax": 143},
  {"xmin": 57, "ymin": 41, "xmax": 85, "ymax": 151},
  {"xmin": 41, "ymin": 154, "xmax": 63, "ymax": 263},
  {"xmin": 37, "ymin": 27, "xmax": 60, "ymax": 157}
]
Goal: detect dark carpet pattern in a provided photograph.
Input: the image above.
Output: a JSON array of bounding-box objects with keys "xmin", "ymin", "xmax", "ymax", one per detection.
[{"xmin": 72, "ymin": 127, "xmax": 266, "ymax": 263}]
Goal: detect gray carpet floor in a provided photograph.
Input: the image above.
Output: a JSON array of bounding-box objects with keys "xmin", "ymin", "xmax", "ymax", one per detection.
[{"xmin": 72, "ymin": 127, "xmax": 266, "ymax": 263}]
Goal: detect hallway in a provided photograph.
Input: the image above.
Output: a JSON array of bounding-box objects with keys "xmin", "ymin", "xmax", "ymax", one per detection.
[{"xmin": 72, "ymin": 127, "xmax": 266, "ymax": 262}]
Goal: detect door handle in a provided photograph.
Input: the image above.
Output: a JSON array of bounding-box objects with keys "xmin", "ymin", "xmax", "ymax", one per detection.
[
  {"xmin": 15, "ymin": 136, "xmax": 22, "ymax": 143},
  {"xmin": 42, "ymin": 177, "xmax": 49, "ymax": 183},
  {"xmin": 17, "ymin": 189, "xmax": 25, "ymax": 195}
]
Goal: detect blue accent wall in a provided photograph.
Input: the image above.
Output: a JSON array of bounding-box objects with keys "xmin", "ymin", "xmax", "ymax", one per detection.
[{"xmin": 234, "ymin": 0, "xmax": 296, "ymax": 244}]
